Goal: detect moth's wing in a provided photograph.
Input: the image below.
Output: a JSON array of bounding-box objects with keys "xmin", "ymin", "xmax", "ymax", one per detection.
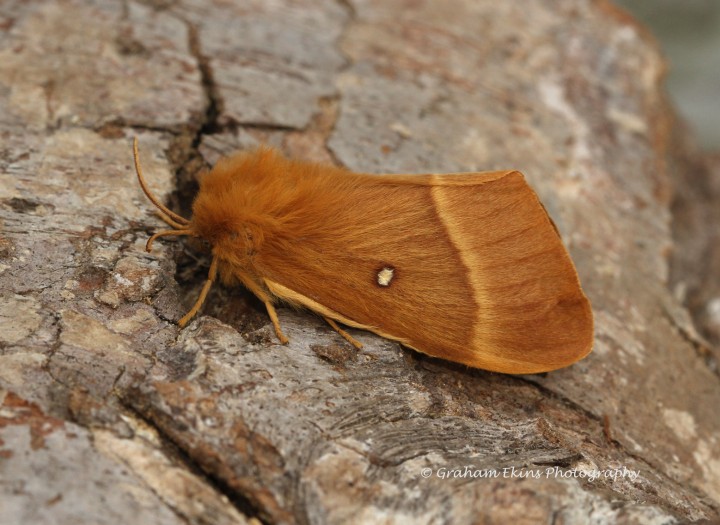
[{"xmin": 259, "ymin": 170, "xmax": 593, "ymax": 374}]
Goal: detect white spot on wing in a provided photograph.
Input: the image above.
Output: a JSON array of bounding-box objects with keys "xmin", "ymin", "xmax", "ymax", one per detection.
[{"xmin": 377, "ymin": 267, "xmax": 394, "ymax": 287}]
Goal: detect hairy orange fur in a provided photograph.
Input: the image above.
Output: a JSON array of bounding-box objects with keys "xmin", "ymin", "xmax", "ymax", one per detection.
[{"xmin": 134, "ymin": 139, "xmax": 593, "ymax": 374}]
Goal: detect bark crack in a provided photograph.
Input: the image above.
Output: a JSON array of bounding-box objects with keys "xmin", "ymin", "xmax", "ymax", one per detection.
[
  {"xmin": 186, "ymin": 20, "xmax": 222, "ymax": 141},
  {"xmin": 120, "ymin": 396, "xmax": 264, "ymax": 524}
]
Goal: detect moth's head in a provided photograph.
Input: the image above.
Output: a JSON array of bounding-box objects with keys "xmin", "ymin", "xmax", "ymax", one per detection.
[
  {"xmin": 134, "ymin": 138, "xmax": 268, "ymax": 262},
  {"xmin": 188, "ymin": 154, "xmax": 270, "ymax": 261},
  {"xmin": 134, "ymin": 138, "xmax": 275, "ymax": 329},
  {"xmin": 190, "ymin": 202, "xmax": 262, "ymax": 263}
]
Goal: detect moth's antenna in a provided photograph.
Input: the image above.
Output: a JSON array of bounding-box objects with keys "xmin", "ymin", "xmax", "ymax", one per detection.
[
  {"xmin": 157, "ymin": 211, "xmax": 188, "ymax": 230},
  {"xmin": 145, "ymin": 229, "xmax": 193, "ymax": 252},
  {"xmin": 133, "ymin": 137, "xmax": 190, "ymax": 227}
]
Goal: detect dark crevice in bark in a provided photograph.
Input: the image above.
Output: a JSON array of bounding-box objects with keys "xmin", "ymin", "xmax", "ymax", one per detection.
[
  {"xmin": 120, "ymin": 394, "xmax": 265, "ymax": 525},
  {"xmin": 186, "ymin": 22, "xmax": 222, "ymax": 142}
]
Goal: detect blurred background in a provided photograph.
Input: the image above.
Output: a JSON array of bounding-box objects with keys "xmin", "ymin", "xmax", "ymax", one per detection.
[{"xmin": 616, "ymin": 0, "xmax": 720, "ymax": 151}]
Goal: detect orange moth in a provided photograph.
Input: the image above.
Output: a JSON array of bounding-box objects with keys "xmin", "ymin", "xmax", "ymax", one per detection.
[{"xmin": 133, "ymin": 138, "xmax": 593, "ymax": 374}]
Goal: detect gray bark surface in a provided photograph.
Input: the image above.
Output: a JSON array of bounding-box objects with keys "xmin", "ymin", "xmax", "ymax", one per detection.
[{"xmin": 1, "ymin": 1, "xmax": 719, "ymax": 524}]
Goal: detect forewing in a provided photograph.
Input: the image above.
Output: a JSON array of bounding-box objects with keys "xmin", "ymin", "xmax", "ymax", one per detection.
[{"xmin": 258, "ymin": 170, "xmax": 592, "ymax": 373}]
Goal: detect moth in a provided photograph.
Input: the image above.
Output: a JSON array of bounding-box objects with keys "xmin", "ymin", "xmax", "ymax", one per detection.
[{"xmin": 134, "ymin": 138, "xmax": 593, "ymax": 374}]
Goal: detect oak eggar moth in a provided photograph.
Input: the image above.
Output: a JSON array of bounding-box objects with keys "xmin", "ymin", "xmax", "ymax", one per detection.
[{"xmin": 134, "ymin": 138, "xmax": 593, "ymax": 374}]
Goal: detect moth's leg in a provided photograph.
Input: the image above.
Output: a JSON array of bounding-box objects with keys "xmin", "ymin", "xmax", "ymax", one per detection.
[
  {"xmin": 323, "ymin": 317, "xmax": 363, "ymax": 349},
  {"xmin": 265, "ymin": 302, "xmax": 289, "ymax": 345},
  {"xmin": 179, "ymin": 254, "xmax": 218, "ymax": 327},
  {"xmin": 234, "ymin": 271, "xmax": 289, "ymax": 344}
]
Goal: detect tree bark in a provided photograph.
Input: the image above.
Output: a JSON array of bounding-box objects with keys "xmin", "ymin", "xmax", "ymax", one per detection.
[{"xmin": 1, "ymin": 0, "xmax": 719, "ymax": 524}]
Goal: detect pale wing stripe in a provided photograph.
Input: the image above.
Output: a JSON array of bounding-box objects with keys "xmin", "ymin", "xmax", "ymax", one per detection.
[{"xmin": 429, "ymin": 177, "xmax": 489, "ymax": 349}]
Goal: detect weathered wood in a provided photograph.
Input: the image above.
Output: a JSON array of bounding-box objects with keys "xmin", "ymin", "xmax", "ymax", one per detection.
[{"xmin": 1, "ymin": 0, "xmax": 718, "ymax": 523}]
